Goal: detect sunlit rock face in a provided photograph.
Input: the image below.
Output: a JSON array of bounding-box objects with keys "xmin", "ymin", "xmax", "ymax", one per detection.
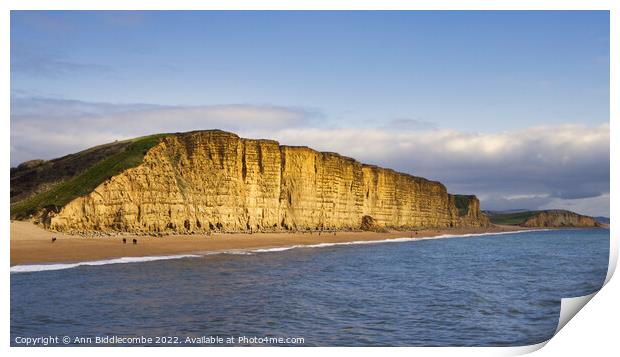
[
  {"xmin": 520, "ymin": 210, "xmax": 600, "ymax": 228},
  {"xmin": 50, "ymin": 130, "xmax": 490, "ymax": 233}
]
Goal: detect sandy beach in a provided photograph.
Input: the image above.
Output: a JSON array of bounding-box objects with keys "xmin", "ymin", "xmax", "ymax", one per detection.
[{"xmin": 10, "ymin": 220, "xmax": 531, "ymax": 266}]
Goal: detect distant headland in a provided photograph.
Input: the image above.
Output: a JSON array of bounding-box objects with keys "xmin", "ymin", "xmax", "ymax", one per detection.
[{"xmin": 485, "ymin": 209, "xmax": 602, "ymax": 228}]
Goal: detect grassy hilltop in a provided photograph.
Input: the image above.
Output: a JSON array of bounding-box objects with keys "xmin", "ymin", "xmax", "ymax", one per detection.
[
  {"xmin": 10, "ymin": 134, "xmax": 168, "ymax": 219},
  {"xmin": 484, "ymin": 211, "xmax": 540, "ymax": 225}
]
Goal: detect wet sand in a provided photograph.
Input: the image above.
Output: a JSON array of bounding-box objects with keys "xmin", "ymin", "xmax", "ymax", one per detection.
[{"xmin": 10, "ymin": 220, "xmax": 529, "ymax": 266}]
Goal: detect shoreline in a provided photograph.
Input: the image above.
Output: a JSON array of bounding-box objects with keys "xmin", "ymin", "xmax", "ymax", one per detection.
[{"xmin": 10, "ymin": 220, "xmax": 537, "ymax": 267}]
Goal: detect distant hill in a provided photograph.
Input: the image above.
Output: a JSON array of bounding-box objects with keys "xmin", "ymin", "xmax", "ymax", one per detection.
[
  {"xmin": 483, "ymin": 210, "xmax": 539, "ymax": 225},
  {"xmin": 594, "ymin": 216, "xmax": 610, "ymax": 225},
  {"xmin": 485, "ymin": 209, "xmax": 601, "ymax": 228},
  {"xmin": 483, "ymin": 209, "xmax": 531, "ymax": 215}
]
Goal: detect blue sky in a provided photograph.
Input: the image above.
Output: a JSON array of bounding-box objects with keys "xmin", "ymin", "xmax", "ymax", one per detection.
[{"xmin": 10, "ymin": 11, "xmax": 610, "ymax": 216}]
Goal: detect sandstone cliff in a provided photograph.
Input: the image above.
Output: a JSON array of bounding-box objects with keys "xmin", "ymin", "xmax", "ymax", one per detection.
[
  {"xmin": 43, "ymin": 130, "xmax": 490, "ymax": 233},
  {"xmin": 520, "ymin": 210, "xmax": 601, "ymax": 228}
]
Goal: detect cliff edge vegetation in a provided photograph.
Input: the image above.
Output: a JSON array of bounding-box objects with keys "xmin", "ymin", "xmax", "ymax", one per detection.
[{"xmin": 11, "ymin": 134, "xmax": 168, "ymax": 220}]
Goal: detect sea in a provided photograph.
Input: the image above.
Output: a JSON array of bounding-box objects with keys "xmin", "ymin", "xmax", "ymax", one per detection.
[{"xmin": 10, "ymin": 228, "xmax": 609, "ymax": 347}]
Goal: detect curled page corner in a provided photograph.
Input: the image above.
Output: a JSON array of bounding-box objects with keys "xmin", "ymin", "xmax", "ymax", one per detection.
[
  {"xmin": 554, "ymin": 292, "xmax": 597, "ymax": 335},
  {"xmin": 510, "ymin": 292, "xmax": 599, "ymax": 356},
  {"xmin": 502, "ymin": 340, "xmax": 549, "ymax": 356},
  {"xmin": 519, "ymin": 230, "xmax": 614, "ymax": 354}
]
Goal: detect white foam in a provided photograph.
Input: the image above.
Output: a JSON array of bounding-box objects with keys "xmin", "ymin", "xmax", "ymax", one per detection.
[
  {"xmin": 10, "ymin": 254, "xmax": 202, "ymax": 274},
  {"xmin": 252, "ymin": 246, "xmax": 297, "ymax": 252},
  {"xmin": 221, "ymin": 250, "xmax": 255, "ymax": 255},
  {"xmin": 248, "ymin": 229, "xmax": 552, "ymax": 254}
]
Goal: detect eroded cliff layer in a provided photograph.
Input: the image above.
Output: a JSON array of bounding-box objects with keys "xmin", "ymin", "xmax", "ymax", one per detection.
[
  {"xmin": 49, "ymin": 130, "xmax": 489, "ymax": 233},
  {"xmin": 520, "ymin": 210, "xmax": 601, "ymax": 228}
]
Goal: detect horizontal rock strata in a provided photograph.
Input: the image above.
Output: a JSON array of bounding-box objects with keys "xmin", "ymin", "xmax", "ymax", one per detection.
[
  {"xmin": 521, "ymin": 210, "xmax": 601, "ymax": 228},
  {"xmin": 49, "ymin": 130, "xmax": 490, "ymax": 233}
]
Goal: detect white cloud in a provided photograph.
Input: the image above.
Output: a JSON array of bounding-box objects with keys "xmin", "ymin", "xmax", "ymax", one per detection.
[
  {"xmin": 242, "ymin": 124, "xmax": 609, "ymax": 216},
  {"xmin": 538, "ymin": 194, "xmax": 610, "ymax": 218},
  {"xmin": 10, "ymin": 97, "xmax": 320, "ymax": 165}
]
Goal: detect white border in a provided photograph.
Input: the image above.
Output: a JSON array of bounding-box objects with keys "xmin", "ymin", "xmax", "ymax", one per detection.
[
  {"xmin": 2, "ymin": 1, "xmax": 616, "ymax": 356},
  {"xmin": 0, "ymin": 0, "xmax": 616, "ymax": 11}
]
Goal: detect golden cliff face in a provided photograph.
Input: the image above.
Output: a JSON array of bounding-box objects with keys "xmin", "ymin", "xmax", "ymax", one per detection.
[{"xmin": 49, "ymin": 131, "xmax": 489, "ymax": 233}]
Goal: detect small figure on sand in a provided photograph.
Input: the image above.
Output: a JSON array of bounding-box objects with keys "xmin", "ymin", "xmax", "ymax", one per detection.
[
  {"xmin": 51, "ymin": 237, "xmax": 57, "ymax": 243},
  {"xmin": 122, "ymin": 238, "xmax": 127, "ymax": 244},
  {"xmin": 133, "ymin": 239, "xmax": 137, "ymax": 245}
]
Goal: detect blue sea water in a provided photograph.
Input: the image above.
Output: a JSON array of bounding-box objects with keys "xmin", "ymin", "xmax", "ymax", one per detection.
[{"xmin": 10, "ymin": 229, "xmax": 609, "ymax": 347}]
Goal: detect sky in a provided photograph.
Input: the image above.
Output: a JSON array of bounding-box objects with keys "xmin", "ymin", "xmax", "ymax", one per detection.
[{"xmin": 10, "ymin": 11, "xmax": 610, "ymax": 216}]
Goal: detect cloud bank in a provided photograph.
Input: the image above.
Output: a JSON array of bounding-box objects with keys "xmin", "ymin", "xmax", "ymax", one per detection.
[
  {"xmin": 10, "ymin": 97, "xmax": 609, "ymax": 217},
  {"xmin": 10, "ymin": 97, "xmax": 320, "ymax": 165}
]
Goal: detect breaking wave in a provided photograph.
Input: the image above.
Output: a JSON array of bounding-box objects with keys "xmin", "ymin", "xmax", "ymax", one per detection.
[{"xmin": 10, "ymin": 254, "xmax": 202, "ymax": 274}]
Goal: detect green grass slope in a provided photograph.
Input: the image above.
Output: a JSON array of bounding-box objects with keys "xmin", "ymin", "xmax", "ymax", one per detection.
[
  {"xmin": 485, "ymin": 210, "xmax": 540, "ymax": 225},
  {"xmin": 452, "ymin": 194, "xmax": 473, "ymax": 216},
  {"xmin": 11, "ymin": 141, "xmax": 132, "ymax": 203},
  {"xmin": 10, "ymin": 134, "xmax": 168, "ymax": 219}
]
